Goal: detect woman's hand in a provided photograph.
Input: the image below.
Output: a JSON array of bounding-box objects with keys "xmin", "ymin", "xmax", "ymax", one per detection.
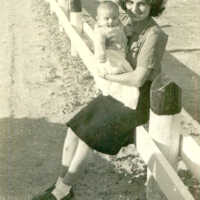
[
  {"xmin": 105, "ymin": 66, "xmax": 152, "ymax": 87},
  {"xmin": 97, "ymin": 54, "xmax": 107, "ymax": 63}
]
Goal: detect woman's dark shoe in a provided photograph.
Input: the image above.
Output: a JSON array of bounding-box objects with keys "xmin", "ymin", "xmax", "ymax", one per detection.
[
  {"xmin": 45, "ymin": 184, "xmax": 56, "ymax": 193},
  {"xmin": 31, "ymin": 184, "xmax": 55, "ymax": 200},
  {"xmin": 62, "ymin": 188, "xmax": 74, "ymax": 200},
  {"xmin": 32, "ymin": 192, "xmax": 56, "ymax": 200}
]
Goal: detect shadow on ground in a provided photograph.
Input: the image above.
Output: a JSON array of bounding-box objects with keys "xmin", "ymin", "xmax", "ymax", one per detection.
[
  {"xmin": 0, "ymin": 118, "xmax": 66, "ymax": 199},
  {"xmin": 0, "ymin": 118, "xmax": 146, "ymax": 200}
]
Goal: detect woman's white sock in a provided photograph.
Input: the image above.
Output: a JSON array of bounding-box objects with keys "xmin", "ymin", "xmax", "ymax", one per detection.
[
  {"xmin": 55, "ymin": 177, "xmax": 64, "ymax": 188},
  {"xmin": 52, "ymin": 178, "xmax": 72, "ymax": 200}
]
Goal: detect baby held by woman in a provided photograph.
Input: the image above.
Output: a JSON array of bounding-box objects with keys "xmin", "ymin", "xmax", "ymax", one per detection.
[{"xmin": 94, "ymin": 1, "xmax": 139, "ymax": 109}]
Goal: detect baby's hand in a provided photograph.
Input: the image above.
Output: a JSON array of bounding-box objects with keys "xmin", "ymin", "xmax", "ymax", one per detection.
[{"xmin": 97, "ymin": 69, "xmax": 106, "ymax": 78}]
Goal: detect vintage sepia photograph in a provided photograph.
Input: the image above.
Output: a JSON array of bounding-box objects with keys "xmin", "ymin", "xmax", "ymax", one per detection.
[{"xmin": 0, "ymin": 0, "xmax": 200, "ymax": 199}]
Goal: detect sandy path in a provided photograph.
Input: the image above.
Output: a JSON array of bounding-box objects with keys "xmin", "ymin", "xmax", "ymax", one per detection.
[
  {"xmin": 0, "ymin": 0, "xmax": 199, "ymax": 199},
  {"xmin": 0, "ymin": 1, "xmax": 12, "ymax": 118},
  {"xmin": 0, "ymin": 0, "xmax": 68, "ymax": 120}
]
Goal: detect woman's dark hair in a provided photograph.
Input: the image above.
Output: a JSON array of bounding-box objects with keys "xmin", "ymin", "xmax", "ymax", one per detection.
[
  {"xmin": 147, "ymin": 0, "xmax": 165, "ymax": 16},
  {"xmin": 120, "ymin": 0, "xmax": 165, "ymax": 17}
]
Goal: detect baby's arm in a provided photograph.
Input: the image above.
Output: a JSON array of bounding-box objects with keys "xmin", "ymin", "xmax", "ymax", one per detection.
[
  {"xmin": 94, "ymin": 27, "xmax": 107, "ymax": 63},
  {"xmin": 94, "ymin": 26, "xmax": 111, "ymax": 77}
]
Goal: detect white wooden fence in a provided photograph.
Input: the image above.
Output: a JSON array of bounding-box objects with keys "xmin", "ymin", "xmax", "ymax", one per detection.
[{"xmin": 43, "ymin": 0, "xmax": 200, "ymax": 199}]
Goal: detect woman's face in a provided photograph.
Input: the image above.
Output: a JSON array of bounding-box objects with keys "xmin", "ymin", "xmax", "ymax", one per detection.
[{"xmin": 125, "ymin": 0, "xmax": 151, "ymax": 21}]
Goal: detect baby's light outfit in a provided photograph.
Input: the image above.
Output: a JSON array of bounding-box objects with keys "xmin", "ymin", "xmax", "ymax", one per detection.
[{"xmin": 94, "ymin": 24, "xmax": 139, "ymax": 109}]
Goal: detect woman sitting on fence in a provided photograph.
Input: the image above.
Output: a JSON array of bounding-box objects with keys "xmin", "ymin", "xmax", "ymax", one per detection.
[{"xmin": 33, "ymin": 0, "xmax": 168, "ymax": 199}]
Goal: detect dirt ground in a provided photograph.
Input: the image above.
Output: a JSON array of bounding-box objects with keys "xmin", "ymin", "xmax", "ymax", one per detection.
[{"xmin": 0, "ymin": 0, "xmax": 199, "ymax": 199}]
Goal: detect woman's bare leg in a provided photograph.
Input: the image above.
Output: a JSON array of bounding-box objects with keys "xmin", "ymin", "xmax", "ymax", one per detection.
[
  {"xmin": 59, "ymin": 127, "xmax": 79, "ymax": 178},
  {"xmin": 52, "ymin": 133, "xmax": 91, "ymax": 200},
  {"xmin": 63, "ymin": 138, "xmax": 91, "ymax": 185}
]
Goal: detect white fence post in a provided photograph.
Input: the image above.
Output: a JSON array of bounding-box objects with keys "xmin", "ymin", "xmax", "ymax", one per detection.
[
  {"xmin": 49, "ymin": 1, "xmax": 54, "ymax": 14},
  {"xmin": 147, "ymin": 74, "xmax": 182, "ymax": 200},
  {"xmin": 57, "ymin": 0, "xmax": 69, "ymax": 12},
  {"xmin": 57, "ymin": 0, "xmax": 69, "ymax": 31},
  {"xmin": 70, "ymin": 0, "xmax": 83, "ymax": 56}
]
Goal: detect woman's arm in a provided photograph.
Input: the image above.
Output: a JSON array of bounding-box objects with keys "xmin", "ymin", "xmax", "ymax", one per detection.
[
  {"xmin": 106, "ymin": 27, "xmax": 168, "ymax": 87},
  {"xmin": 105, "ymin": 66, "xmax": 152, "ymax": 87}
]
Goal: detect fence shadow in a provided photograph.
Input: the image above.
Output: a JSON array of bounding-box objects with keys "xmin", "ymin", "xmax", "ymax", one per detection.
[
  {"xmin": 0, "ymin": 118, "xmax": 66, "ymax": 199},
  {"xmin": 168, "ymin": 48, "xmax": 200, "ymax": 53}
]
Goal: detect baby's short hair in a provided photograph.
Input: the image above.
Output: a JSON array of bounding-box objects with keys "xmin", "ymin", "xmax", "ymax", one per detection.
[{"xmin": 97, "ymin": 1, "xmax": 119, "ymax": 15}]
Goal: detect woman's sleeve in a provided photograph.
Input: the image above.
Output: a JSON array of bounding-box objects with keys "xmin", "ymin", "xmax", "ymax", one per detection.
[{"xmin": 137, "ymin": 28, "xmax": 168, "ymax": 70}]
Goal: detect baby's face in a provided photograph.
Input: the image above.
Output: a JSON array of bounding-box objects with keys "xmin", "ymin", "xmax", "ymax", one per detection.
[{"xmin": 97, "ymin": 7, "xmax": 119, "ymax": 27}]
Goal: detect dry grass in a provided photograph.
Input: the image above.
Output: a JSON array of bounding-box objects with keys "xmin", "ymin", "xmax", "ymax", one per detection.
[{"xmin": 36, "ymin": 0, "xmax": 99, "ymax": 115}]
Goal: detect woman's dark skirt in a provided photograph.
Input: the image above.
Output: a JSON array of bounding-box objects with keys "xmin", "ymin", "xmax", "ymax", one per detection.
[{"xmin": 66, "ymin": 81, "xmax": 152, "ymax": 155}]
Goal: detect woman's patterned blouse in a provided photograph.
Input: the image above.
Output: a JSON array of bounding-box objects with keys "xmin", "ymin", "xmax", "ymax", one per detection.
[{"xmin": 118, "ymin": 2, "xmax": 168, "ymax": 81}]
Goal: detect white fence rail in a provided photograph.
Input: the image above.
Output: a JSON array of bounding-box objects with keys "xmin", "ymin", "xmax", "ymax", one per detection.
[
  {"xmin": 136, "ymin": 126, "xmax": 194, "ymax": 200},
  {"xmin": 43, "ymin": 0, "xmax": 199, "ymax": 199}
]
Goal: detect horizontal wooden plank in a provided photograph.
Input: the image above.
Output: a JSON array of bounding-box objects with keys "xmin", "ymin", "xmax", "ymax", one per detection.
[
  {"xmin": 136, "ymin": 126, "xmax": 194, "ymax": 200},
  {"xmin": 181, "ymin": 108, "xmax": 200, "ymax": 135},
  {"xmin": 171, "ymin": 110, "xmax": 200, "ymax": 179},
  {"xmin": 181, "ymin": 135, "xmax": 200, "ymax": 181},
  {"xmin": 83, "ymin": 22, "xmax": 95, "ymax": 40}
]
